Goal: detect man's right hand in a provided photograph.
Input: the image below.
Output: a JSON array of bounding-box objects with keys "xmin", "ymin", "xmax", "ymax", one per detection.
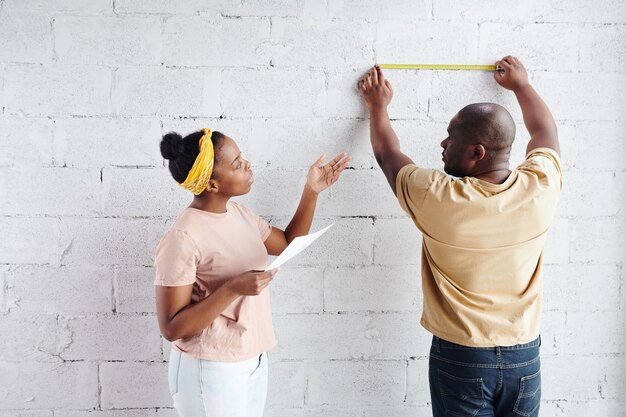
[
  {"xmin": 359, "ymin": 65, "xmax": 393, "ymax": 111},
  {"xmin": 494, "ymin": 56, "xmax": 530, "ymax": 92},
  {"xmin": 227, "ymin": 269, "xmax": 277, "ymax": 296}
]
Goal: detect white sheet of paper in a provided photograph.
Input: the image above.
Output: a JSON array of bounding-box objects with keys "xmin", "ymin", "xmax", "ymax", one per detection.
[{"xmin": 265, "ymin": 224, "xmax": 333, "ymax": 271}]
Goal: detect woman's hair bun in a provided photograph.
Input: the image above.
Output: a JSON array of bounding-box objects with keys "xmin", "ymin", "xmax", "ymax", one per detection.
[{"xmin": 160, "ymin": 132, "xmax": 185, "ymax": 160}]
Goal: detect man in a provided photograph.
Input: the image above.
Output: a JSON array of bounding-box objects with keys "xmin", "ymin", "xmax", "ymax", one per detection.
[{"xmin": 359, "ymin": 56, "xmax": 561, "ymax": 417}]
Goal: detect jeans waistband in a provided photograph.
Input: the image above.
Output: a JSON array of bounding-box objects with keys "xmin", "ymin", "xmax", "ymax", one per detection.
[{"xmin": 432, "ymin": 335, "xmax": 541, "ymax": 351}]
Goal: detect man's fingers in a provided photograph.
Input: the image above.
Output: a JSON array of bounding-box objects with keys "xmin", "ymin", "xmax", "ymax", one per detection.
[
  {"xmin": 503, "ymin": 55, "xmax": 515, "ymax": 65},
  {"xmin": 497, "ymin": 59, "xmax": 512, "ymax": 70},
  {"xmin": 494, "ymin": 60, "xmax": 503, "ymax": 74},
  {"xmin": 371, "ymin": 66, "xmax": 378, "ymax": 85},
  {"xmin": 375, "ymin": 65, "xmax": 384, "ymax": 82}
]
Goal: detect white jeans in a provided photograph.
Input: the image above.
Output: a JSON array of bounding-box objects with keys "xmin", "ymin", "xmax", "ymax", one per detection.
[{"xmin": 168, "ymin": 350, "xmax": 268, "ymax": 417}]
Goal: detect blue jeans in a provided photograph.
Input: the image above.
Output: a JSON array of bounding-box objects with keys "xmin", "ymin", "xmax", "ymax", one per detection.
[{"xmin": 429, "ymin": 336, "xmax": 541, "ymax": 417}]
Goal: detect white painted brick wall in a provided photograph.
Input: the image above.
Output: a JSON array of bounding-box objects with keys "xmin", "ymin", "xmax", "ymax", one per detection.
[
  {"xmin": 269, "ymin": 266, "xmax": 323, "ymax": 314},
  {"xmin": 99, "ymin": 362, "xmax": 169, "ymax": 409},
  {"xmin": 1, "ymin": 218, "xmax": 60, "ymax": 264},
  {"xmin": 55, "ymin": 16, "xmax": 162, "ymax": 66},
  {"xmin": 533, "ymin": 72, "xmax": 625, "ymax": 121},
  {"xmin": 579, "ymin": 24, "xmax": 626, "ymax": 72},
  {"xmin": 375, "ymin": 21, "xmax": 480, "ymax": 66},
  {"xmin": 534, "ymin": 0, "xmax": 626, "ymax": 23},
  {"xmin": 1, "ymin": 1, "xmax": 624, "ymax": 416},
  {"xmin": 4, "ymin": 267, "xmax": 113, "ymax": 313},
  {"xmin": 0, "ymin": 312, "xmax": 70, "ymax": 362},
  {"xmin": 54, "ymin": 117, "xmax": 163, "ymax": 167},
  {"xmin": 0, "ymin": 361, "xmax": 98, "ymax": 409},
  {"xmin": 0, "ymin": 117, "xmax": 55, "ymax": 167},
  {"xmin": 323, "ymin": 266, "xmax": 421, "ymax": 311},
  {"xmin": 307, "ymin": 360, "xmax": 406, "ymax": 406},
  {"xmin": 221, "ymin": 69, "xmax": 326, "ymax": 118},
  {"xmin": 59, "ymin": 218, "xmax": 166, "ymax": 266},
  {"xmin": 5, "ymin": 65, "xmax": 113, "ymax": 116},
  {"xmin": 112, "ymin": 67, "xmax": 221, "ymax": 117},
  {"xmin": 60, "ymin": 314, "xmax": 162, "ymax": 361},
  {"xmin": 0, "ymin": 167, "xmax": 102, "ymax": 216},
  {"xmin": 270, "ymin": 18, "xmax": 372, "ymax": 68},
  {"xmin": 3, "ymin": 0, "xmax": 112, "ymax": 13},
  {"xmin": 114, "ymin": 266, "xmax": 158, "ymax": 314},
  {"xmin": 478, "ymin": 23, "xmax": 580, "ymax": 72},
  {"xmin": 163, "ymin": 16, "xmax": 271, "ymax": 67},
  {"xmin": 0, "ymin": 13, "xmax": 53, "ymax": 64},
  {"xmin": 113, "ymin": 0, "xmax": 226, "ymax": 16},
  {"xmin": 327, "ymin": 0, "xmax": 431, "ymax": 20},
  {"xmin": 433, "ymin": 0, "xmax": 536, "ymax": 22}
]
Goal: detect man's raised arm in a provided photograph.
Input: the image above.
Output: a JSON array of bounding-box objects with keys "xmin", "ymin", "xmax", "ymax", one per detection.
[
  {"xmin": 359, "ymin": 65, "xmax": 414, "ymax": 194},
  {"xmin": 495, "ymin": 56, "xmax": 560, "ymax": 155}
]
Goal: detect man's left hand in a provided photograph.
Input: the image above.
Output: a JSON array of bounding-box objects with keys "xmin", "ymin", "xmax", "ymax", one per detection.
[{"xmin": 359, "ymin": 65, "xmax": 393, "ymax": 111}]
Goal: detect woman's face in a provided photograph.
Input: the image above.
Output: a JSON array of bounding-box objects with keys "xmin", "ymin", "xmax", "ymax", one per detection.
[{"xmin": 211, "ymin": 136, "xmax": 254, "ymax": 197}]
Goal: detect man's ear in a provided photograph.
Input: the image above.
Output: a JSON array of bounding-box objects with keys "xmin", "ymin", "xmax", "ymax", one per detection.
[
  {"xmin": 472, "ymin": 144, "xmax": 486, "ymax": 161},
  {"xmin": 206, "ymin": 178, "xmax": 219, "ymax": 193}
]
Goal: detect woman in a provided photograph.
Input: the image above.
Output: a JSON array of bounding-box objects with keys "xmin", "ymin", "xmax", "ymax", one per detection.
[{"xmin": 154, "ymin": 128, "xmax": 350, "ymax": 417}]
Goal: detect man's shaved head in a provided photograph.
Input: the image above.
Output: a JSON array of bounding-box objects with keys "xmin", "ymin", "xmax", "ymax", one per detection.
[
  {"xmin": 452, "ymin": 103, "xmax": 516, "ymax": 152},
  {"xmin": 441, "ymin": 103, "xmax": 516, "ymax": 178}
]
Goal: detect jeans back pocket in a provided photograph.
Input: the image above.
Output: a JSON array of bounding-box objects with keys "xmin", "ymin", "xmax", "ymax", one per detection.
[
  {"xmin": 513, "ymin": 369, "xmax": 541, "ymax": 416},
  {"xmin": 438, "ymin": 369, "xmax": 486, "ymax": 417}
]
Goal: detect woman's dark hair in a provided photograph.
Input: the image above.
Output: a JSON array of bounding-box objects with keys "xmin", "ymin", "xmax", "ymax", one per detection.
[{"xmin": 160, "ymin": 130, "xmax": 225, "ymax": 183}]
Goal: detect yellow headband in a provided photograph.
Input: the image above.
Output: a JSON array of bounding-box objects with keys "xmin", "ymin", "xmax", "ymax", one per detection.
[{"xmin": 179, "ymin": 128, "xmax": 214, "ymax": 195}]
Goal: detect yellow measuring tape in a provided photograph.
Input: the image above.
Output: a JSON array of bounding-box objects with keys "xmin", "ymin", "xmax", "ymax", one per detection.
[{"xmin": 380, "ymin": 63, "xmax": 498, "ymax": 71}]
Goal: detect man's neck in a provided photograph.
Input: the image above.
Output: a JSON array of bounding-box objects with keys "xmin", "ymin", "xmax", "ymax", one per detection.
[{"xmin": 473, "ymin": 167, "xmax": 512, "ymax": 184}]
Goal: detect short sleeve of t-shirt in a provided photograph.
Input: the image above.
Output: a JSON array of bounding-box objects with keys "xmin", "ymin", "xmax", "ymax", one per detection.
[
  {"xmin": 395, "ymin": 164, "xmax": 438, "ymax": 219},
  {"xmin": 154, "ymin": 229, "xmax": 199, "ymax": 287},
  {"xmin": 521, "ymin": 147, "xmax": 563, "ymax": 191},
  {"xmin": 236, "ymin": 203, "xmax": 272, "ymax": 241}
]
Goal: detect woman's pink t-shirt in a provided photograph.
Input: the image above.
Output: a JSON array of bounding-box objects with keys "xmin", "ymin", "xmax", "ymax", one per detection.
[{"xmin": 154, "ymin": 202, "xmax": 276, "ymax": 362}]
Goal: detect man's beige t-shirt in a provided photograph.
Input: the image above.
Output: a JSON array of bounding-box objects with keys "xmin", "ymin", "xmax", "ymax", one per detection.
[
  {"xmin": 154, "ymin": 202, "xmax": 276, "ymax": 362},
  {"xmin": 395, "ymin": 148, "xmax": 562, "ymax": 347}
]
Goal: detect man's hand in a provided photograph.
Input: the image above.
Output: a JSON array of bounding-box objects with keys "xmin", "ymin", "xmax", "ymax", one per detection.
[
  {"xmin": 494, "ymin": 56, "xmax": 530, "ymax": 92},
  {"xmin": 359, "ymin": 65, "xmax": 393, "ymax": 111}
]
